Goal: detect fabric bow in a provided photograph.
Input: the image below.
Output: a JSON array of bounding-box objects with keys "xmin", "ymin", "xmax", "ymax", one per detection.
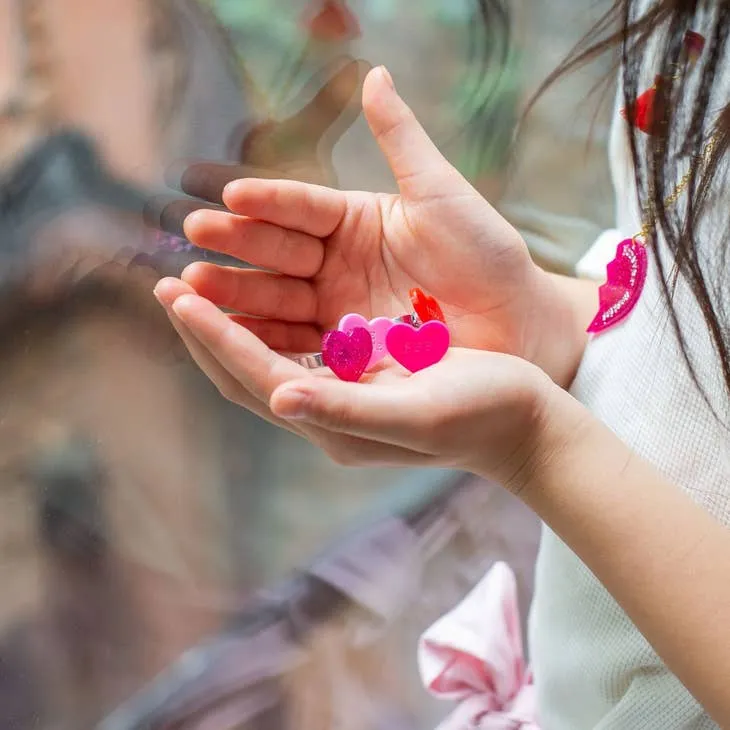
[{"xmin": 417, "ymin": 562, "xmax": 539, "ymax": 730}]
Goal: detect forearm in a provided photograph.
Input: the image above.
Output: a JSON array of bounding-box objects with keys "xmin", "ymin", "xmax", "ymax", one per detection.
[
  {"xmin": 531, "ymin": 270, "xmax": 598, "ymax": 389},
  {"xmin": 511, "ymin": 392, "xmax": 730, "ymax": 725}
]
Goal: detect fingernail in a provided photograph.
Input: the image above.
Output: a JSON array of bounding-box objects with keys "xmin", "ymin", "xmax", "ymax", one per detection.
[
  {"xmin": 183, "ymin": 209, "xmax": 204, "ymax": 232},
  {"xmin": 379, "ymin": 65, "xmax": 395, "ymax": 91},
  {"xmin": 221, "ymin": 179, "xmax": 242, "ymax": 202},
  {"xmin": 171, "ymin": 297, "xmax": 190, "ymax": 318},
  {"xmin": 274, "ymin": 387, "xmax": 310, "ymax": 420}
]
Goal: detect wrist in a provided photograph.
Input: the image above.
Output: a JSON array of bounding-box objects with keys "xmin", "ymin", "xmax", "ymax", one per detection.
[
  {"xmin": 527, "ymin": 269, "xmax": 596, "ymax": 389},
  {"xmin": 495, "ymin": 378, "xmax": 595, "ymax": 501},
  {"xmin": 465, "ymin": 362, "xmax": 581, "ymax": 492}
]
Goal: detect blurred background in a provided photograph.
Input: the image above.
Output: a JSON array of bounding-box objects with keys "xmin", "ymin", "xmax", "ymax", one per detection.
[{"xmin": 0, "ymin": 1, "xmax": 616, "ymax": 728}]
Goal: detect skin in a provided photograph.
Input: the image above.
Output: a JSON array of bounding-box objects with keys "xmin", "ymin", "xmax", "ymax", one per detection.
[
  {"xmin": 154, "ymin": 66, "xmax": 730, "ymax": 724},
  {"xmin": 177, "ymin": 66, "xmax": 595, "ymax": 388}
]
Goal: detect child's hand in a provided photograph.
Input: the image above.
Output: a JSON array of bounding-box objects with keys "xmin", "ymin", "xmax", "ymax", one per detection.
[
  {"xmin": 179, "ymin": 67, "xmax": 561, "ymax": 370},
  {"xmin": 269, "ymin": 350, "xmax": 554, "ymax": 487},
  {"xmin": 153, "ymin": 281, "xmax": 558, "ymax": 488}
]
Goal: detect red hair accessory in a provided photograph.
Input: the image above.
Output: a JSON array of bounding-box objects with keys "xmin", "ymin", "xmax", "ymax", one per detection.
[
  {"xmin": 620, "ymin": 30, "xmax": 705, "ymax": 135},
  {"xmin": 620, "ymin": 75, "xmax": 662, "ymax": 135},
  {"xmin": 684, "ymin": 30, "xmax": 705, "ymax": 66}
]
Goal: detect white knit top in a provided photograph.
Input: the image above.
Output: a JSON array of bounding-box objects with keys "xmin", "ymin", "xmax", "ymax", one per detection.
[{"xmin": 527, "ymin": 23, "xmax": 730, "ymax": 730}]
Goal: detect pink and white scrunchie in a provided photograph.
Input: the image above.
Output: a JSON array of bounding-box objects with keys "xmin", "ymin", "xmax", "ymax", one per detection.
[{"xmin": 418, "ymin": 562, "xmax": 540, "ymax": 730}]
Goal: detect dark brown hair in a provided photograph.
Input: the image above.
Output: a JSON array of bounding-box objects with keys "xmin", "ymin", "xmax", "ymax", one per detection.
[{"xmin": 480, "ymin": 0, "xmax": 730, "ymax": 411}]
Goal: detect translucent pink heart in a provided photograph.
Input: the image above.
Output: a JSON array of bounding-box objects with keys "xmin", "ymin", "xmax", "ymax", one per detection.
[
  {"xmin": 338, "ymin": 313, "xmax": 394, "ymax": 369},
  {"xmin": 386, "ymin": 320, "xmax": 450, "ymax": 373},
  {"xmin": 588, "ymin": 238, "xmax": 648, "ymax": 334},
  {"xmin": 321, "ymin": 327, "xmax": 372, "ymax": 382}
]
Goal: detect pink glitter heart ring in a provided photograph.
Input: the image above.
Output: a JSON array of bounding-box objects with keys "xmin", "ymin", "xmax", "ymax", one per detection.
[{"xmin": 321, "ymin": 327, "xmax": 373, "ymax": 382}]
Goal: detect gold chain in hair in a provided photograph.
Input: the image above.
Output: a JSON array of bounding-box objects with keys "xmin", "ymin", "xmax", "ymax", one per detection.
[{"xmin": 636, "ymin": 133, "xmax": 718, "ymax": 242}]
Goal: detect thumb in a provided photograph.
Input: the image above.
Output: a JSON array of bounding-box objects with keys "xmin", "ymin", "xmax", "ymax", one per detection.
[
  {"xmin": 270, "ymin": 377, "xmax": 429, "ymax": 449},
  {"xmin": 363, "ymin": 66, "xmax": 466, "ymax": 200}
]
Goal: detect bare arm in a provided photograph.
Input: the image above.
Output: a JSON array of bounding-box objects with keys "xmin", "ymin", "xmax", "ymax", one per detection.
[{"xmin": 507, "ymin": 393, "xmax": 730, "ymax": 726}]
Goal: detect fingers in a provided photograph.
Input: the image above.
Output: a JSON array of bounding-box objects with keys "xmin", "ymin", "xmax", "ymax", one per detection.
[
  {"xmin": 181, "ymin": 263, "xmax": 318, "ymax": 322},
  {"xmin": 153, "ymin": 279, "xmax": 303, "ymax": 436},
  {"xmin": 169, "ymin": 292, "xmax": 307, "ymax": 403},
  {"xmin": 221, "ymin": 178, "xmax": 347, "ymax": 238},
  {"xmin": 362, "ymin": 66, "xmax": 464, "ymax": 200},
  {"xmin": 175, "ymin": 160, "xmax": 249, "ymax": 205},
  {"xmin": 157, "ymin": 281, "xmax": 443, "ymax": 469},
  {"xmin": 155, "ymin": 279, "xmax": 249, "ymax": 400},
  {"xmin": 183, "ymin": 209, "xmax": 324, "ymax": 276},
  {"xmin": 228, "ymin": 316, "xmax": 321, "ymax": 354},
  {"xmin": 270, "ymin": 377, "xmax": 438, "ymax": 453},
  {"xmin": 144, "ymin": 194, "xmax": 226, "ymax": 238},
  {"xmin": 161, "ymin": 59, "xmax": 363, "ymax": 244}
]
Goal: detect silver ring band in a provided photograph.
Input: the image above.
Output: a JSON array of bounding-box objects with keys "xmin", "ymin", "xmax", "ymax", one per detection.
[
  {"xmin": 294, "ymin": 352, "xmax": 325, "ymax": 369},
  {"xmin": 292, "ymin": 312, "xmax": 421, "ymax": 369},
  {"xmin": 395, "ymin": 313, "xmax": 421, "ymax": 326}
]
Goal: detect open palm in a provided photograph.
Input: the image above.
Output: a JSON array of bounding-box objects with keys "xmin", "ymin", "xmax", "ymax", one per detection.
[{"xmin": 181, "ymin": 67, "xmax": 549, "ymax": 359}]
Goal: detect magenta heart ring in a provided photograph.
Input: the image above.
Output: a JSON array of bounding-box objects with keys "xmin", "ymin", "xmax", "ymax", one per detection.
[{"xmin": 385, "ymin": 320, "xmax": 450, "ymax": 373}]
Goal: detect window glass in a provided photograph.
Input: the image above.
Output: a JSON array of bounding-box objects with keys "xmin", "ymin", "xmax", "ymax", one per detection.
[{"xmin": 0, "ymin": 2, "xmax": 615, "ymax": 728}]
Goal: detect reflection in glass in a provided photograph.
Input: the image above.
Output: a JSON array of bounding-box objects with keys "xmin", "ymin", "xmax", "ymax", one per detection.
[{"xmin": 0, "ymin": 1, "xmax": 612, "ymax": 727}]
